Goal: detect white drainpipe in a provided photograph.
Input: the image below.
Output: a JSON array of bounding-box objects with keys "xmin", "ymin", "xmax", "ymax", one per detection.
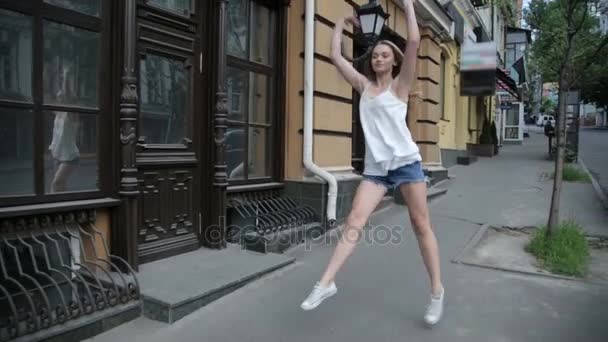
[{"xmin": 304, "ymin": 0, "xmax": 337, "ymax": 227}]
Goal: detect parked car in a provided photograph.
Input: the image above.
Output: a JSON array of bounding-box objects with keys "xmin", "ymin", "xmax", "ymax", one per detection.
[{"xmin": 536, "ymin": 114, "xmax": 556, "ymax": 127}]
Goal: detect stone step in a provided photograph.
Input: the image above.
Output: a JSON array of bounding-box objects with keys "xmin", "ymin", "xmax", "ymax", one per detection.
[
  {"xmin": 457, "ymin": 155, "xmax": 478, "ymax": 165},
  {"xmin": 423, "ymin": 167, "xmax": 449, "ymax": 185},
  {"xmin": 241, "ymin": 222, "xmax": 324, "ymax": 254},
  {"xmin": 13, "ymin": 302, "xmax": 141, "ymax": 342},
  {"xmin": 138, "ymin": 245, "xmax": 294, "ymax": 324}
]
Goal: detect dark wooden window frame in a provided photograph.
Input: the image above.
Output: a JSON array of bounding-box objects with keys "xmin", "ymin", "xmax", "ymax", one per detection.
[
  {"xmin": 225, "ymin": 0, "xmax": 284, "ymax": 187},
  {"xmin": 0, "ymin": 0, "xmax": 113, "ymax": 208}
]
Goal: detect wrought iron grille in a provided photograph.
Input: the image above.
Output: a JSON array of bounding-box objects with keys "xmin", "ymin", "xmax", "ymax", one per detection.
[
  {"xmin": 227, "ymin": 190, "xmax": 319, "ymax": 240},
  {"xmin": 0, "ymin": 210, "xmax": 139, "ymax": 341}
]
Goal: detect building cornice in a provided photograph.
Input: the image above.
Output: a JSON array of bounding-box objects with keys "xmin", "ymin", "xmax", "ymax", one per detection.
[{"xmin": 393, "ymin": 0, "xmax": 454, "ymax": 41}]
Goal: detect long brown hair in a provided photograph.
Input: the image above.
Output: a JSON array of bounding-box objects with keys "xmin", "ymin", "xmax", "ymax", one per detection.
[{"xmin": 366, "ymin": 40, "xmax": 404, "ymax": 81}]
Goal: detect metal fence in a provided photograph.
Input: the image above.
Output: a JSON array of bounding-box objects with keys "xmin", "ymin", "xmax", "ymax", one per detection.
[{"xmin": 0, "ymin": 209, "xmax": 139, "ymax": 341}]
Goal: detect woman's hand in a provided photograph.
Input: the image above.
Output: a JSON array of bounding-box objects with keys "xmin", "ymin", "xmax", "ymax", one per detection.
[
  {"xmin": 344, "ymin": 15, "xmax": 360, "ymax": 28},
  {"xmin": 330, "ymin": 13, "xmax": 369, "ymax": 94}
]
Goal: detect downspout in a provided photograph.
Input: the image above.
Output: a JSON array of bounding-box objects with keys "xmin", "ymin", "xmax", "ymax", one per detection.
[
  {"xmin": 304, "ymin": 0, "xmax": 337, "ymax": 227},
  {"xmin": 491, "ymin": 1, "xmax": 494, "ymax": 40}
]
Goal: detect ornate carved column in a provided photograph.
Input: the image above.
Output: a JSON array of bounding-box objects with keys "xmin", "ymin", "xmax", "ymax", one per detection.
[
  {"xmin": 117, "ymin": 0, "xmax": 140, "ymax": 268},
  {"xmin": 208, "ymin": 0, "xmax": 229, "ymax": 249}
]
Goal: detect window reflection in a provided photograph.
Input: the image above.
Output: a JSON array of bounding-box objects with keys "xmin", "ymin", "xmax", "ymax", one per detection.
[
  {"xmin": 226, "ymin": 127, "xmax": 245, "ymax": 180},
  {"xmin": 249, "ymin": 73, "xmax": 269, "ymax": 124},
  {"xmin": 0, "ymin": 109, "xmax": 34, "ymax": 196},
  {"xmin": 227, "ymin": 0, "xmax": 272, "ymax": 65},
  {"xmin": 248, "ymin": 127, "xmax": 269, "ymax": 178},
  {"xmin": 147, "ymin": 0, "xmax": 193, "ymax": 16},
  {"xmin": 140, "ymin": 54, "xmax": 189, "ymax": 144},
  {"xmin": 44, "ymin": 112, "xmax": 98, "ymax": 193},
  {"xmin": 227, "ymin": 0, "xmax": 248, "ymax": 59},
  {"xmin": 45, "ymin": 0, "xmax": 101, "ymax": 17},
  {"xmin": 0, "ymin": 9, "xmax": 33, "ymax": 102},
  {"xmin": 249, "ymin": 3, "xmax": 271, "ymax": 64},
  {"xmin": 227, "ymin": 67, "xmax": 247, "ymax": 122},
  {"xmin": 44, "ymin": 21, "xmax": 99, "ymax": 108}
]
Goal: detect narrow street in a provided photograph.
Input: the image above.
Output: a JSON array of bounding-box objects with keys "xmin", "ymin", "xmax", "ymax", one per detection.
[
  {"xmin": 87, "ymin": 134, "xmax": 608, "ymax": 342},
  {"xmin": 579, "ymin": 128, "xmax": 608, "ymax": 201}
]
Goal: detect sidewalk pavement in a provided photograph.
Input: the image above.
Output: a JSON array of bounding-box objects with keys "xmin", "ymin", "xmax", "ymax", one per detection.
[{"xmin": 88, "ymin": 133, "xmax": 608, "ymax": 342}]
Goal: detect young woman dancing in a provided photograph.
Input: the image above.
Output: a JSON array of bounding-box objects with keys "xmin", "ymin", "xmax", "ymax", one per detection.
[{"xmin": 300, "ymin": 0, "xmax": 445, "ymax": 325}]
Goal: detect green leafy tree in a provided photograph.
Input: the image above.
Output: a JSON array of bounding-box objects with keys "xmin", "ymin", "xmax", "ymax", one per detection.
[
  {"xmin": 540, "ymin": 96, "xmax": 557, "ymax": 114},
  {"xmin": 577, "ymin": 62, "xmax": 608, "ymax": 110},
  {"xmin": 525, "ymin": 0, "xmax": 608, "ymax": 236}
]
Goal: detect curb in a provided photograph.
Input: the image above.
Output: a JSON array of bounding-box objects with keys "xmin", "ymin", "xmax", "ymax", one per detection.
[
  {"xmin": 455, "ymin": 258, "xmax": 608, "ymax": 286},
  {"xmin": 578, "ymin": 157, "xmax": 608, "ymax": 210},
  {"xmin": 451, "ymin": 223, "xmax": 490, "ymax": 264},
  {"xmin": 452, "ymin": 224, "xmax": 608, "ymax": 286}
]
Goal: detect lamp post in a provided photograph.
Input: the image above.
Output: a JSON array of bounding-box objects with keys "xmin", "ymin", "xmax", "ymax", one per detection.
[{"xmin": 353, "ymin": 0, "xmax": 389, "ymax": 63}]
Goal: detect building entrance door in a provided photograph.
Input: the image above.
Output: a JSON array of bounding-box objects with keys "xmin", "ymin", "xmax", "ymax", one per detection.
[{"xmin": 135, "ymin": 0, "xmax": 212, "ymax": 263}]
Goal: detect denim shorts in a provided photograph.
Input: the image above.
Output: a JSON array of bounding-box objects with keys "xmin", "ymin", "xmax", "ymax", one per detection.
[{"xmin": 362, "ymin": 161, "xmax": 426, "ymax": 190}]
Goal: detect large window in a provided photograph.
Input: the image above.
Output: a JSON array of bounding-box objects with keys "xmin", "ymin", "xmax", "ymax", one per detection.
[
  {"xmin": 225, "ymin": 0, "xmax": 279, "ymax": 183},
  {"xmin": 0, "ymin": 1, "xmax": 107, "ymax": 205}
]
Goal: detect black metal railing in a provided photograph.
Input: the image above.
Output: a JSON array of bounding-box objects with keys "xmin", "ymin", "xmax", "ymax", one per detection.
[
  {"xmin": 0, "ymin": 210, "xmax": 139, "ymax": 341},
  {"xmin": 227, "ymin": 191, "xmax": 319, "ymax": 240}
]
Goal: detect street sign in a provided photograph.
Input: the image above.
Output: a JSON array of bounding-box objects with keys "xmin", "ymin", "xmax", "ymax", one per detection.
[
  {"xmin": 460, "ymin": 41, "xmax": 497, "ymax": 71},
  {"xmin": 500, "ymin": 94, "xmax": 513, "ymax": 102},
  {"xmin": 500, "ymin": 103, "xmax": 512, "ymax": 110}
]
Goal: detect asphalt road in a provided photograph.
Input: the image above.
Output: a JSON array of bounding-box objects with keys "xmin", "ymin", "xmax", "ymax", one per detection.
[
  {"xmin": 579, "ymin": 128, "xmax": 608, "ymax": 200},
  {"xmin": 87, "ymin": 133, "xmax": 608, "ymax": 342}
]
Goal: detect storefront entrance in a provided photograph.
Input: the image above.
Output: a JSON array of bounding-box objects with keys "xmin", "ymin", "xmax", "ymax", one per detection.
[{"xmin": 134, "ymin": 0, "xmax": 215, "ymax": 264}]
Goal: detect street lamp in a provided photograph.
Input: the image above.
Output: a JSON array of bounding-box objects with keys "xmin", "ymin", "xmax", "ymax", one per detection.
[
  {"xmin": 353, "ymin": 1, "xmax": 389, "ymax": 63},
  {"xmin": 357, "ymin": 1, "xmax": 389, "ymax": 45}
]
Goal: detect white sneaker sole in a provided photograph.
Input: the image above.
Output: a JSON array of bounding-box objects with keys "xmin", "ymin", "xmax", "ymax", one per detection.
[
  {"xmin": 300, "ymin": 288, "xmax": 337, "ymax": 311},
  {"xmin": 424, "ymin": 312, "xmax": 443, "ymax": 325}
]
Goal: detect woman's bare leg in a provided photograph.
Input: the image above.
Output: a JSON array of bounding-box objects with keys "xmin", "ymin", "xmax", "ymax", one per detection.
[
  {"xmin": 318, "ymin": 180, "xmax": 387, "ymax": 287},
  {"xmin": 399, "ymin": 181, "xmax": 442, "ymax": 296},
  {"xmin": 51, "ymin": 162, "xmax": 75, "ymax": 193}
]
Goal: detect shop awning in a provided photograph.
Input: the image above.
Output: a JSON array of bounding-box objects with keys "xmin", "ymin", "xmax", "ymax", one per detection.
[{"xmin": 496, "ymin": 67, "xmax": 520, "ymax": 100}]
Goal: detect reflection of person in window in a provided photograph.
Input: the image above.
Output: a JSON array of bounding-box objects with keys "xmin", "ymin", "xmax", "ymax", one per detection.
[{"xmin": 49, "ymin": 67, "xmax": 80, "ymax": 193}]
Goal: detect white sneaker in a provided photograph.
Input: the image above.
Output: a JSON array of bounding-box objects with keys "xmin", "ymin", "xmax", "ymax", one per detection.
[
  {"xmin": 300, "ymin": 282, "xmax": 337, "ymax": 310},
  {"xmin": 424, "ymin": 287, "xmax": 445, "ymax": 325}
]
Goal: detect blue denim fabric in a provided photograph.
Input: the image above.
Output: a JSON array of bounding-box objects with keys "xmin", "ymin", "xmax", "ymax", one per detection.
[{"xmin": 362, "ymin": 161, "xmax": 426, "ymax": 190}]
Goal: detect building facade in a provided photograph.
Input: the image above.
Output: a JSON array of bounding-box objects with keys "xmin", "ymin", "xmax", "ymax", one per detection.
[{"xmin": 0, "ymin": 0, "xmax": 520, "ymax": 340}]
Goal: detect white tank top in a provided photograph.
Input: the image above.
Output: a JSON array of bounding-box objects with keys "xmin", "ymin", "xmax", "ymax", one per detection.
[{"xmin": 359, "ymin": 84, "xmax": 422, "ymax": 176}]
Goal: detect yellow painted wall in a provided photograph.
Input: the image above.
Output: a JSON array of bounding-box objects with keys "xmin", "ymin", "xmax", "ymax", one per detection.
[
  {"xmin": 465, "ymin": 96, "xmax": 494, "ymax": 144},
  {"xmin": 438, "ymin": 46, "xmax": 454, "ymax": 150},
  {"xmin": 438, "ymin": 41, "xmax": 466, "ymax": 151},
  {"xmin": 285, "ymin": 0, "xmax": 357, "ymax": 181},
  {"xmin": 414, "ymin": 28, "xmax": 443, "ymax": 165},
  {"xmin": 284, "ymin": 0, "xmax": 455, "ymax": 178},
  {"xmin": 285, "ymin": 0, "xmax": 305, "ymax": 179}
]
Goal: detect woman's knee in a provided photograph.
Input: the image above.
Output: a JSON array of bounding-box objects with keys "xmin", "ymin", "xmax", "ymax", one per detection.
[
  {"xmin": 346, "ymin": 210, "xmax": 368, "ymax": 228},
  {"xmin": 410, "ymin": 212, "xmax": 431, "ymax": 236}
]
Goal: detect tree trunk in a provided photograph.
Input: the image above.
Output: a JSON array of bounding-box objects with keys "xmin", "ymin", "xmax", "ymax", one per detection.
[{"xmin": 547, "ymin": 71, "xmax": 568, "ymax": 236}]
